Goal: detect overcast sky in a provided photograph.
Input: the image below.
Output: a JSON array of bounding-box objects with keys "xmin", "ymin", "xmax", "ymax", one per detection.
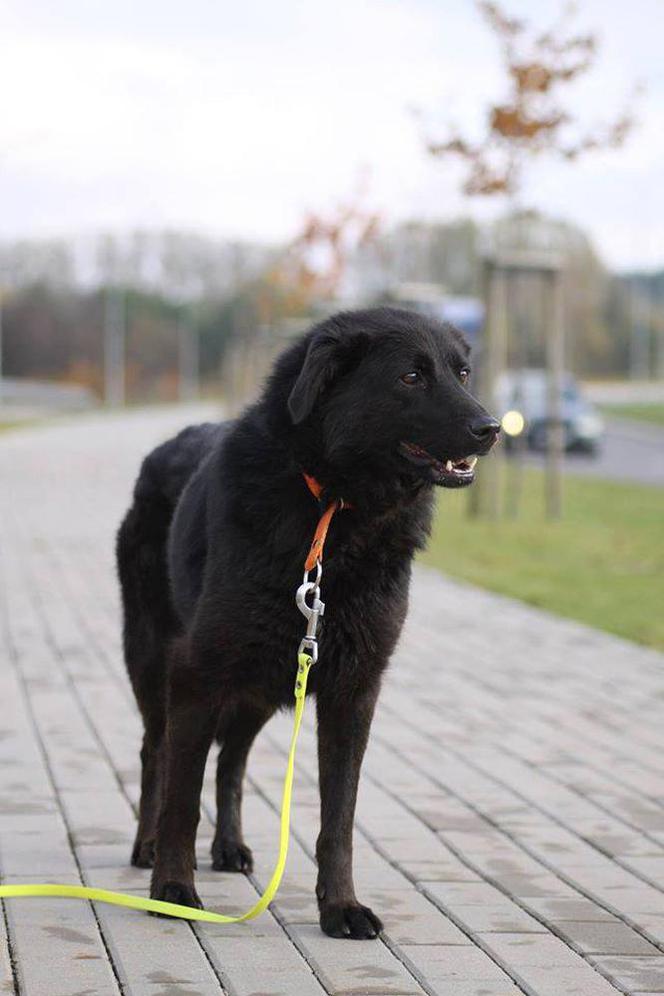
[{"xmin": 1, "ymin": 0, "xmax": 662, "ymax": 271}]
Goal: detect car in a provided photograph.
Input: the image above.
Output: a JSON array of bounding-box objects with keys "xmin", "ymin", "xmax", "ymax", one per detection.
[{"xmin": 495, "ymin": 368, "xmax": 604, "ymax": 455}]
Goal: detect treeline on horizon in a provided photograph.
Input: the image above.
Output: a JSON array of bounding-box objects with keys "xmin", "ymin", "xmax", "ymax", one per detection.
[{"xmin": 1, "ymin": 215, "xmax": 662, "ymax": 404}]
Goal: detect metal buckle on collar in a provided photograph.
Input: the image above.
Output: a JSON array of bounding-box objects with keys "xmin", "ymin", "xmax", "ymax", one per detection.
[{"xmin": 296, "ymin": 561, "xmax": 324, "ymax": 664}]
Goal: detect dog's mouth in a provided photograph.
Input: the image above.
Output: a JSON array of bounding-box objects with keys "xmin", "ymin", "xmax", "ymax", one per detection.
[{"xmin": 399, "ymin": 442, "xmax": 478, "ymax": 488}]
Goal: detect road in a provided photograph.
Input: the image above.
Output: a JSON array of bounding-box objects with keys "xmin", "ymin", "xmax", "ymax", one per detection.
[
  {"xmin": 584, "ymin": 380, "xmax": 664, "ymax": 405},
  {"xmin": 522, "ymin": 416, "xmax": 664, "ymax": 487}
]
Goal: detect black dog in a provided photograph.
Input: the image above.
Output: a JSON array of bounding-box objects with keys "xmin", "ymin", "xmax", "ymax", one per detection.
[{"xmin": 116, "ymin": 307, "xmax": 499, "ymax": 939}]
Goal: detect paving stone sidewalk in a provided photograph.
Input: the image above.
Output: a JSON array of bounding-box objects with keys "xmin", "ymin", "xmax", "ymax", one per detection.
[{"xmin": 1, "ymin": 405, "xmax": 663, "ymax": 996}]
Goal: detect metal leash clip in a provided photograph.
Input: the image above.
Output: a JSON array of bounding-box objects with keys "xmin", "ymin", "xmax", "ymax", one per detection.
[{"xmin": 296, "ymin": 560, "xmax": 324, "ymax": 664}]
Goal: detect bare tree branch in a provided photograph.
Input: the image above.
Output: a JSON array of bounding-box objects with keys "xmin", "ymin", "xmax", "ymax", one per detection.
[{"xmin": 424, "ymin": 1, "xmax": 638, "ymax": 198}]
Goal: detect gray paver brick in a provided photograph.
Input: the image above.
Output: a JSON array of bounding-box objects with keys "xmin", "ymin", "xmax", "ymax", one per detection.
[
  {"xmin": 632, "ymin": 913, "xmax": 664, "ymax": 945},
  {"xmin": 480, "ymin": 937, "xmax": 625, "ymax": 995},
  {"xmin": 0, "ymin": 911, "xmax": 15, "ymax": 995},
  {"xmin": 5, "ymin": 897, "xmax": 120, "ymax": 996},
  {"xmin": 446, "ymin": 904, "xmax": 548, "ymax": 934},
  {"xmin": 420, "ymin": 881, "xmax": 509, "ymax": 907},
  {"xmin": 398, "ymin": 943, "xmax": 521, "ymax": 989},
  {"xmin": 551, "ymin": 919, "xmax": 660, "ymax": 956},
  {"xmin": 94, "ymin": 904, "xmax": 224, "ymax": 996},
  {"xmin": 291, "ymin": 923, "xmax": 425, "ymax": 994},
  {"xmin": 588, "ymin": 955, "xmax": 664, "ymax": 993},
  {"xmin": 523, "ymin": 897, "xmax": 620, "ymax": 922},
  {"xmin": 480, "ymin": 932, "xmax": 591, "ymax": 968},
  {"xmin": 507, "ymin": 967, "xmax": 624, "ymax": 996},
  {"xmin": 190, "ymin": 933, "xmax": 328, "ymax": 996},
  {"xmin": 361, "ymin": 889, "xmax": 471, "ymax": 946}
]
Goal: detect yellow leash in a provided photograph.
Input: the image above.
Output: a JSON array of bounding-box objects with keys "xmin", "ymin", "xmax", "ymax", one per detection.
[{"xmin": 0, "ymin": 653, "xmax": 313, "ymax": 923}]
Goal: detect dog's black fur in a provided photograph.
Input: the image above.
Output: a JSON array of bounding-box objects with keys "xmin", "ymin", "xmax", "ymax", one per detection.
[{"xmin": 117, "ymin": 307, "xmax": 498, "ymax": 939}]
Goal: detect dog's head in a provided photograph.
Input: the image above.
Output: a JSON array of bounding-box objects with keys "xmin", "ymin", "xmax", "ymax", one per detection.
[{"xmin": 285, "ymin": 307, "xmax": 499, "ymax": 490}]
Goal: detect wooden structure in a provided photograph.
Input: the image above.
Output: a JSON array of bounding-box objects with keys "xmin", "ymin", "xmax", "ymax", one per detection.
[{"xmin": 472, "ymin": 249, "xmax": 565, "ymax": 519}]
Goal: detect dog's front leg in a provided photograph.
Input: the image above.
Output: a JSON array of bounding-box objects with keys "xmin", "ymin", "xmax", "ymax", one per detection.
[
  {"xmin": 150, "ymin": 676, "xmax": 219, "ymax": 909},
  {"xmin": 315, "ymin": 683, "xmax": 383, "ymax": 939}
]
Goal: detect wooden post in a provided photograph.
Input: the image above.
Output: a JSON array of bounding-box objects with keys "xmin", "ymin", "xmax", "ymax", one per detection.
[
  {"xmin": 468, "ymin": 261, "xmax": 490, "ymax": 518},
  {"xmin": 487, "ymin": 263, "xmax": 508, "ymax": 519},
  {"xmin": 469, "ymin": 258, "xmax": 508, "ymax": 518},
  {"xmin": 657, "ymin": 317, "xmax": 664, "ymax": 381},
  {"xmin": 629, "ymin": 277, "xmax": 651, "ymax": 381},
  {"xmin": 0, "ymin": 284, "xmax": 4, "ymax": 408},
  {"xmin": 545, "ymin": 268, "xmax": 565, "ymax": 519},
  {"xmin": 504, "ymin": 271, "xmax": 527, "ymax": 519}
]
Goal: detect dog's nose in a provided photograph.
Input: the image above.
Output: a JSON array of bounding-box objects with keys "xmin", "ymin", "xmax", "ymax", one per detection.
[{"xmin": 469, "ymin": 415, "xmax": 501, "ymax": 442}]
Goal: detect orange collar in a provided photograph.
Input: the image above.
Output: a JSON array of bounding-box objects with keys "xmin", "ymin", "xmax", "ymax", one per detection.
[
  {"xmin": 302, "ymin": 472, "xmax": 350, "ymax": 572},
  {"xmin": 302, "ymin": 472, "xmax": 325, "ymax": 502}
]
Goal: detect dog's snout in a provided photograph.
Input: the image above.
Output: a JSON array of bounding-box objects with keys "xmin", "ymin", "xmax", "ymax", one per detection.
[{"xmin": 469, "ymin": 415, "xmax": 501, "ymax": 443}]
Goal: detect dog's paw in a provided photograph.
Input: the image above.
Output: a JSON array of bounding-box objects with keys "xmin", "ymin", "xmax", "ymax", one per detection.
[
  {"xmin": 150, "ymin": 879, "xmax": 203, "ymax": 914},
  {"xmin": 211, "ymin": 838, "xmax": 253, "ymax": 873},
  {"xmin": 319, "ymin": 903, "xmax": 383, "ymax": 940},
  {"xmin": 131, "ymin": 837, "xmax": 155, "ymax": 869}
]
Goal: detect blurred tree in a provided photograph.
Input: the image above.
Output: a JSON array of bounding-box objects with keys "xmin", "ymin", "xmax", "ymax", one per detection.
[
  {"xmin": 359, "ymin": 219, "xmax": 482, "ymax": 296},
  {"xmin": 425, "ymin": 1, "xmax": 636, "ymax": 197},
  {"xmin": 0, "ymin": 240, "xmax": 75, "ymax": 289},
  {"xmin": 2, "ymin": 284, "xmax": 103, "ymax": 391},
  {"xmin": 0, "ymin": 231, "xmax": 270, "ymax": 299},
  {"xmin": 265, "ymin": 185, "xmax": 381, "ymax": 317},
  {"xmin": 0, "ymin": 230, "xmax": 276, "ymax": 404},
  {"xmin": 215, "ymin": 184, "xmax": 381, "ymax": 410},
  {"xmin": 2, "ymin": 213, "xmax": 652, "ymax": 406},
  {"xmin": 123, "ymin": 290, "xmax": 180, "ymax": 402},
  {"xmin": 2, "ymin": 283, "xmax": 191, "ymax": 400}
]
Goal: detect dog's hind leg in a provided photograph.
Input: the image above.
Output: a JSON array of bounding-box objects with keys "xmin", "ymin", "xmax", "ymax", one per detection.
[
  {"xmin": 131, "ymin": 721, "xmax": 164, "ymax": 868},
  {"xmin": 117, "ymin": 492, "xmax": 178, "ymax": 869},
  {"xmin": 150, "ymin": 640, "xmax": 222, "ymax": 909},
  {"xmin": 211, "ymin": 701, "xmax": 275, "ymax": 873}
]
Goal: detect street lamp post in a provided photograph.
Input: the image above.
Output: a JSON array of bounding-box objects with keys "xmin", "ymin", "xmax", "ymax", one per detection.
[
  {"xmin": 177, "ymin": 310, "xmax": 199, "ymax": 403},
  {"xmin": 104, "ymin": 286, "xmax": 126, "ymax": 407}
]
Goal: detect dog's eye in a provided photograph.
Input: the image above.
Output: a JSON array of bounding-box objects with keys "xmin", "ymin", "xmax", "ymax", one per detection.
[
  {"xmin": 400, "ymin": 371, "xmax": 422, "ymax": 386},
  {"xmin": 459, "ymin": 367, "xmax": 470, "ymax": 385}
]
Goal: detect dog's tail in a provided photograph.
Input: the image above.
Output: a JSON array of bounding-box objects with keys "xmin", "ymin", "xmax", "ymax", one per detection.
[{"xmin": 116, "ymin": 455, "xmax": 179, "ymax": 710}]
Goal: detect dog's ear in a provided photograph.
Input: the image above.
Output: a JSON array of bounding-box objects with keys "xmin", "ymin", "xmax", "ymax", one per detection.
[
  {"xmin": 288, "ymin": 327, "xmax": 367, "ymax": 424},
  {"xmin": 288, "ymin": 330, "xmax": 341, "ymax": 424}
]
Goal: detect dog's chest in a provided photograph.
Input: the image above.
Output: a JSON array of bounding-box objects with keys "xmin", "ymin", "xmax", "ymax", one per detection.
[{"xmin": 231, "ymin": 552, "xmax": 411, "ymax": 705}]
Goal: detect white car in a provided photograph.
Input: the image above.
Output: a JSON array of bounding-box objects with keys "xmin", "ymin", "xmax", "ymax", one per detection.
[{"xmin": 495, "ymin": 369, "xmax": 604, "ymax": 455}]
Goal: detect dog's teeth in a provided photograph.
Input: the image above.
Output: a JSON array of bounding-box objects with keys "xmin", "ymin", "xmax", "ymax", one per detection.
[
  {"xmin": 467, "ymin": 456, "xmax": 478, "ymax": 470},
  {"xmin": 446, "ymin": 460, "xmax": 453, "ymax": 472}
]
